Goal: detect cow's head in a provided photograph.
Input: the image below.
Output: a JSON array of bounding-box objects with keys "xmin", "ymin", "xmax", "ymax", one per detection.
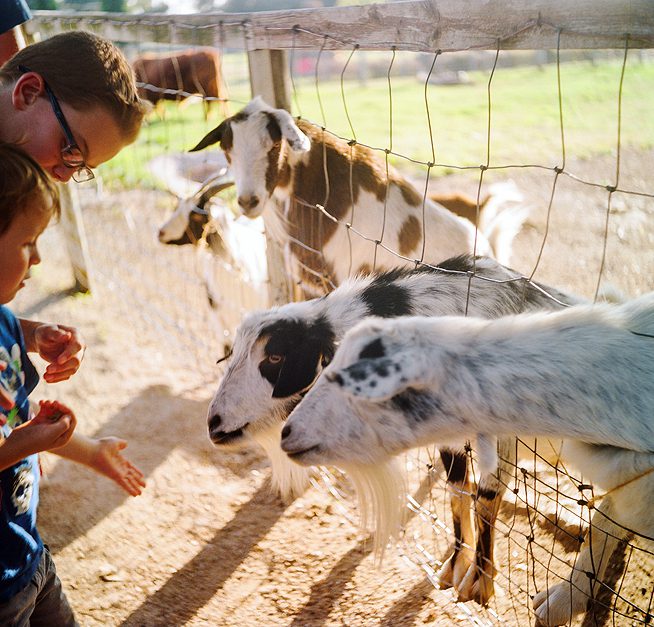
[{"xmin": 190, "ymin": 96, "xmax": 310, "ymax": 219}]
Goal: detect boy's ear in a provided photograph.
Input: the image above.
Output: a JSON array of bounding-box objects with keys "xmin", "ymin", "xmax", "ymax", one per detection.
[{"xmin": 12, "ymin": 72, "xmax": 46, "ymax": 109}]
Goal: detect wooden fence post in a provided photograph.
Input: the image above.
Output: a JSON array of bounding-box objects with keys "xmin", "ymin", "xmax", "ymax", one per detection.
[
  {"xmin": 247, "ymin": 48, "xmax": 295, "ymax": 306},
  {"xmin": 58, "ymin": 183, "xmax": 94, "ymax": 293}
]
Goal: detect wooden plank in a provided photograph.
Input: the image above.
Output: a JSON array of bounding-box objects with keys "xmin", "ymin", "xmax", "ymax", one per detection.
[
  {"xmin": 58, "ymin": 184, "xmax": 94, "ymax": 293},
  {"xmin": 26, "ymin": 0, "xmax": 654, "ymax": 51},
  {"xmin": 247, "ymin": 49, "xmax": 294, "ymax": 306}
]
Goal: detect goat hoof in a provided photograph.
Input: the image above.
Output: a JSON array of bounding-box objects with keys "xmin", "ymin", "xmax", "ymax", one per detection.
[
  {"xmin": 470, "ymin": 571, "xmax": 495, "ymax": 606},
  {"xmin": 436, "ymin": 556, "xmax": 455, "ymax": 590},
  {"xmin": 533, "ymin": 582, "xmax": 586, "ymax": 626}
]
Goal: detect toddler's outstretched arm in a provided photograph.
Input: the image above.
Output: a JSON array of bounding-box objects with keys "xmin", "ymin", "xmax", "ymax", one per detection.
[{"xmin": 53, "ymin": 433, "xmax": 146, "ymax": 496}]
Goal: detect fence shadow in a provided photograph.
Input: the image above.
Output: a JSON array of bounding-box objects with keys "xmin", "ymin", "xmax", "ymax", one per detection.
[
  {"xmin": 38, "ymin": 383, "xmax": 267, "ymax": 550},
  {"xmin": 289, "ymin": 474, "xmax": 436, "ymax": 626},
  {"xmin": 119, "ymin": 480, "xmax": 286, "ymax": 626}
]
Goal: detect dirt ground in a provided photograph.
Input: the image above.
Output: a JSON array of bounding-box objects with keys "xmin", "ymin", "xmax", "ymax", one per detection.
[{"xmin": 11, "ymin": 148, "xmax": 654, "ymax": 626}]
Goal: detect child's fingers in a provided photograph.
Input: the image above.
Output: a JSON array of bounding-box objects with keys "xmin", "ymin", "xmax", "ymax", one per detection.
[
  {"xmin": 51, "ymin": 415, "xmax": 76, "ymax": 447},
  {"xmin": 126, "ymin": 461, "xmax": 146, "ymax": 484},
  {"xmin": 36, "ymin": 399, "xmax": 75, "ymax": 422},
  {"xmin": 122, "ymin": 466, "xmax": 146, "ymax": 496},
  {"xmin": 53, "ymin": 326, "xmax": 84, "ymax": 364},
  {"xmin": 43, "ymin": 364, "xmax": 80, "ymax": 383}
]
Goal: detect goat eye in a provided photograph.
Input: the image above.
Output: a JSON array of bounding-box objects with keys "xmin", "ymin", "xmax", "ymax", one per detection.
[{"xmin": 267, "ymin": 354, "xmax": 283, "ymax": 364}]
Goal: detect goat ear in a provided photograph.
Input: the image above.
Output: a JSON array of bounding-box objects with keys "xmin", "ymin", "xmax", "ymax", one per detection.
[
  {"xmin": 189, "ymin": 120, "xmax": 227, "ymax": 152},
  {"xmin": 327, "ymin": 355, "xmax": 413, "ymax": 402},
  {"xmin": 271, "ymin": 343, "xmax": 323, "ymax": 398},
  {"xmin": 272, "ymin": 108, "xmax": 311, "ymax": 154}
]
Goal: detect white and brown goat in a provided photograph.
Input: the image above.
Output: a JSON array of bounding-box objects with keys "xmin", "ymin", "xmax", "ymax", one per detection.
[
  {"xmin": 208, "ymin": 254, "xmax": 580, "ymax": 604},
  {"xmin": 282, "ymin": 294, "xmax": 654, "ymax": 626},
  {"xmin": 190, "ymin": 96, "xmax": 527, "ymax": 295}
]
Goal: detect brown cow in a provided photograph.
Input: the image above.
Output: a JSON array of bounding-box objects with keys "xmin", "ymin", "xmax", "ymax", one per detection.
[{"xmin": 132, "ymin": 48, "xmax": 227, "ymax": 118}]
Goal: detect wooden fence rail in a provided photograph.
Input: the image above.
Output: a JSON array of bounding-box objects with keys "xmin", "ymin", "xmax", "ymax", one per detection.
[{"xmin": 26, "ymin": 0, "xmax": 654, "ymax": 52}]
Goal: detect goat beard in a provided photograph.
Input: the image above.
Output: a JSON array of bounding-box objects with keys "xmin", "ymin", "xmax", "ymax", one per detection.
[
  {"xmin": 339, "ymin": 457, "xmax": 407, "ymax": 565},
  {"xmin": 251, "ymin": 421, "xmax": 312, "ymax": 502}
]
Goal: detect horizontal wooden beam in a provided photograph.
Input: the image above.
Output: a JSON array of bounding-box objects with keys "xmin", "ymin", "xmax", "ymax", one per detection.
[{"xmin": 27, "ymin": 0, "xmax": 653, "ymax": 51}]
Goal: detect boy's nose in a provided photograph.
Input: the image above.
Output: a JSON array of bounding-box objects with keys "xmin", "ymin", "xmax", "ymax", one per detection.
[{"xmin": 52, "ymin": 165, "xmax": 75, "ymax": 183}]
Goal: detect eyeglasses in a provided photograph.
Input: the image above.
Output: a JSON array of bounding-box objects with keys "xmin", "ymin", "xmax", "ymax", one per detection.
[{"xmin": 18, "ymin": 65, "xmax": 95, "ymax": 183}]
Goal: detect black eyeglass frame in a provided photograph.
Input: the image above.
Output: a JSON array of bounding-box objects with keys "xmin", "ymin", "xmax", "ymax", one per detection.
[{"xmin": 18, "ymin": 65, "xmax": 95, "ymax": 183}]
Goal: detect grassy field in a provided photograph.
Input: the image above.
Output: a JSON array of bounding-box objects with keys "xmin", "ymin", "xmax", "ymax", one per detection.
[{"xmin": 102, "ymin": 56, "xmax": 654, "ymax": 189}]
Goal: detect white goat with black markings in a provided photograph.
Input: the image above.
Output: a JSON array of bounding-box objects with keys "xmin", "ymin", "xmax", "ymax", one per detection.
[
  {"xmin": 189, "ymin": 97, "xmax": 527, "ymax": 295},
  {"xmin": 281, "ymin": 293, "xmax": 654, "ymax": 626},
  {"xmin": 207, "ymin": 253, "xmax": 580, "ymax": 604}
]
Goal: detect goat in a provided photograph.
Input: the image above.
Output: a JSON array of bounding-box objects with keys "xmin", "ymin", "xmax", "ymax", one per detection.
[
  {"xmin": 158, "ymin": 173, "xmax": 268, "ymax": 352},
  {"xmin": 281, "ymin": 294, "xmax": 654, "ymax": 626},
  {"xmin": 208, "ymin": 253, "xmax": 580, "ymax": 604},
  {"xmin": 189, "ymin": 96, "xmax": 527, "ymax": 295},
  {"xmin": 158, "ymin": 172, "xmax": 234, "ymax": 251}
]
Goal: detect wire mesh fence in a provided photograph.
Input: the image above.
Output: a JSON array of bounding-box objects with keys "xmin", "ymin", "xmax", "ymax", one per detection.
[{"xmin": 26, "ymin": 4, "xmax": 654, "ymax": 624}]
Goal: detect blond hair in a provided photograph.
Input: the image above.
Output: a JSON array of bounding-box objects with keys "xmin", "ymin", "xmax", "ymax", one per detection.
[
  {"xmin": 0, "ymin": 143, "xmax": 61, "ymax": 235},
  {"xmin": 0, "ymin": 31, "xmax": 149, "ymax": 144}
]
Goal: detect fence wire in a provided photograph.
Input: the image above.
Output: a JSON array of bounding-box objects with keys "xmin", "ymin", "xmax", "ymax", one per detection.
[{"xmin": 29, "ymin": 10, "xmax": 654, "ymax": 626}]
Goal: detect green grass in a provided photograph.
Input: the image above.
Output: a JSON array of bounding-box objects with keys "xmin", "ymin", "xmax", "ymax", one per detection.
[{"xmin": 100, "ymin": 57, "xmax": 654, "ymax": 188}]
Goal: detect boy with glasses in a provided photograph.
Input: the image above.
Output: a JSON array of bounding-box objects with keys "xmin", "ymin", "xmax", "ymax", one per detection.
[
  {"xmin": 0, "ymin": 30, "xmax": 150, "ymax": 388},
  {"xmin": 0, "ymin": 30, "xmax": 149, "ymax": 184}
]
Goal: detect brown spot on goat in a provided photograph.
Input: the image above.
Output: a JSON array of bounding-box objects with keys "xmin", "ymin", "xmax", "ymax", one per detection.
[
  {"xmin": 430, "ymin": 193, "xmax": 490, "ymax": 226},
  {"xmin": 398, "ymin": 215, "xmax": 423, "ymax": 256},
  {"xmin": 266, "ymin": 142, "xmax": 282, "ymax": 195},
  {"xmin": 398, "ymin": 180, "xmax": 423, "ymax": 207}
]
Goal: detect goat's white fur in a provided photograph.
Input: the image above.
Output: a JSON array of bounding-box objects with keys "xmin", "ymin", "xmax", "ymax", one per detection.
[
  {"xmin": 208, "ymin": 257, "xmax": 574, "ymax": 482},
  {"xmin": 282, "ymin": 293, "xmax": 654, "ymax": 626}
]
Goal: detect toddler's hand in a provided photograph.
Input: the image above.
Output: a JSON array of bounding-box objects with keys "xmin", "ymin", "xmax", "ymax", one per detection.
[
  {"xmin": 90, "ymin": 437, "xmax": 146, "ymax": 496},
  {"xmin": 33, "ymin": 325, "xmax": 86, "ymax": 383},
  {"xmin": 27, "ymin": 400, "xmax": 77, "ymax": 450}
]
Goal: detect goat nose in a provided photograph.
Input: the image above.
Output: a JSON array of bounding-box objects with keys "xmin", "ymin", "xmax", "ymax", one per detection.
[
  {"xmin": 208, "ymin": 413, "xmax": 222, "ymax": 431},
  {"xmin": 237, "ymin": 195, "xmax": 259, "ymax": 211},
  {"xmin": 281, "ymin": 424, "xmax": 291, "ymax": 440}
]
